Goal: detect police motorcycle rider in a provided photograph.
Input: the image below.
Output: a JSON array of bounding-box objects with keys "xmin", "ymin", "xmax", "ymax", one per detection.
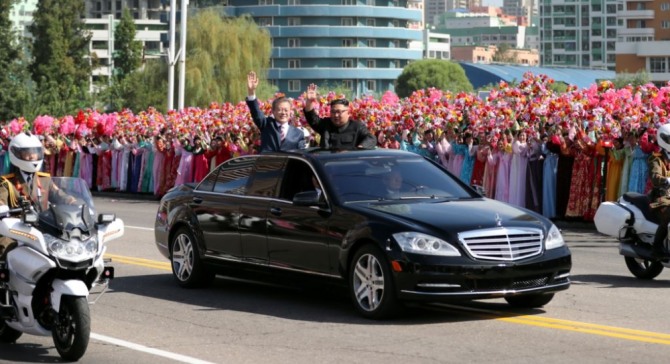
[
  {"xmin": 649, "ymin": 123, "xmax": 670, "ymax": 259},
  {"xmin": 0, "ymin": 132, "xmax": 75, "ymax": 268}
]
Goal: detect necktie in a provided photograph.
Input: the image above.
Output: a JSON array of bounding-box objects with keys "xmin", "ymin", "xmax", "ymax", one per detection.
[
  {"xmin": 280, "ymin": 127, "xmax": 286, "ymax": 142},
  {"xmin": 26, "ymin": 174, "xmax": 32, "ymax": 186}
]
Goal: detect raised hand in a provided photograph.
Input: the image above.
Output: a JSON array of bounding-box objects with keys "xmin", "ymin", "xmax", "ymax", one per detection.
[
  {"xmin": 304, "ymin": 83, "xmax": 318, "ymax": 111},
  {"xmin": 247, "ymin": 71, "xmax": 258, "ymax": 96}
]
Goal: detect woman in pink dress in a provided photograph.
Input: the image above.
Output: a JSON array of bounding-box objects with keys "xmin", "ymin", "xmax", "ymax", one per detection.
[
  {"xmin": 482, "ymin": 137, "xmax": 498, "ymax": 198},
  {"xmin": 508, "ymin": 131, "xmax": 529, "ymax": 207},
  {"xmin": 494, "ymin": 138, "xmax": 513, "ymax": 203}
]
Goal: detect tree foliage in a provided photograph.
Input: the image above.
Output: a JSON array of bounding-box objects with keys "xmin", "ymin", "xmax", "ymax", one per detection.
[
  {"xmin": 0, "ymin": 0, "xmax": 32, "ymax": 121},
  {"xmin": 28, "ymin": 0, "xmax": 92, "ymax": 116},
  {"xmin": 492, "ymin": 43, "xmax": 516, "ymax": 64},
  {"xmin": 611, "ymin": 70, "xmax": 650, "ymax": 88},
  {"xmin": 100, "ymin": 59, "xmax": 168, "ymax": 113},
  {"xmin": 114, "ymin": 8, "xmax": 143, "ymax": 80},
  {"xmin": 185, "ymin": 10, "xmax": 272, "ymax": 107},
  {"xmin": 395, "ymin": 59, "xmax": 473, "ymax": 98}
]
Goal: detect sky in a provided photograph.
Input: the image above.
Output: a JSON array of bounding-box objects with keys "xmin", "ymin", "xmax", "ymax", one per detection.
[{"xmin": 482, "ymin": 0, "xmax": 504, "ymax": 6}]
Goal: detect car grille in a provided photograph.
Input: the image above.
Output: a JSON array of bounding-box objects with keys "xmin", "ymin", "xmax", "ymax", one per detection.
[
  {"xmin": 458, "ymin": 227, "xmax": 544, "ymax": 261},
  {"xmin": 472, "ymin": 276, "xmax": 549, "ymax": 291}
]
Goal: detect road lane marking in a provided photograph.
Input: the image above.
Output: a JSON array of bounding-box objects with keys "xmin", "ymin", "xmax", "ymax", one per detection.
[
  {"xmin": 125, "ymin": 225, "xmax": 154, "ymax": 231},
  {"xmin": 105, "ymin": 254, "xmax": 171, "ymax": 271},
  {"xmin": 432, "ymin": 303, "xmax": 670, "ymax": 346},
  {"xmin": 107, "ymin": 254, "xmax": 670, "ymax": 346},
  {"xmin": 91, "ymin": 333, "xmax": 216, "ymax": 364}
]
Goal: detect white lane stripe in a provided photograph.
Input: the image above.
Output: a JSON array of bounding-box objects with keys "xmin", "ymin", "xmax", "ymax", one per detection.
[
  {"xmin": 125, "ymin": 225, "xmax": 154, "ymax": 231},
  {"xmin": 91, "ymin": 333, "xmax": 216, "ymax": 364}
]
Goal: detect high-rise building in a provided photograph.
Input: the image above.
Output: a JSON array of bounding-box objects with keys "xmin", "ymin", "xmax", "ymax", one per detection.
[
  {"xmin": 8, "ymin": 0, "xmax": 38, "ymax": 40},
  {"xmin": 224, "ymin": 1, "xmax": 423, "ymax": 98},
  {"xmin": 425, "ymin": 0, "xmax": 482, "ymax": 25},
  {"xmin": 85, "ymin": 0, "xmax": 166, "ymax": 20},
  {"xmin": 539, "ymin": 0, "xmax": 622, "ymax": 70},
  {"xmin": 616, "ymin": 0, "xmax": 670, "ymax": 85}
]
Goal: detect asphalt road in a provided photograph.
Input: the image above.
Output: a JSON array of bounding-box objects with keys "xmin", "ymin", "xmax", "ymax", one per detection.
[{"xmin": 1, "ymin": 196, "xmax": 670, "ymax": 364}]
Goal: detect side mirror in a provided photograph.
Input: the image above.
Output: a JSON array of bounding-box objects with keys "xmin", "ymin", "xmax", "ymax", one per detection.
[
  {"xmin": 98, "ymin": 213, "xmax": 116, "ymax": 224},
  {"xmin": 471, "ymin": 184, "xmax": 486, "ymax": 196},
  {"xmin": 293, "ymin": 191, "xmax": 325, "ymax": 207}
]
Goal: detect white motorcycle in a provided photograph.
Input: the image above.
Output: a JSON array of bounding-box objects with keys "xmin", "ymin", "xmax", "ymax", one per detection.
[
  {"xmin": 594, "ymin": 192, "xmax": 670, "ymax": 279},
  {"xmin": 0, "ymin": 177, "xmax": 123, "ymax": 361}
]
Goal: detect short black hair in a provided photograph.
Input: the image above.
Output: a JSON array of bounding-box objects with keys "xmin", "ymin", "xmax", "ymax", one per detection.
[{"xmin": 330, "ymin": 99, "xmax": 349, "ymax": 107}]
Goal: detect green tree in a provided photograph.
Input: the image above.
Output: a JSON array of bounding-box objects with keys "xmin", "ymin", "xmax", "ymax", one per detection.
[
  {"xmin": 396, "ymin": 59, "xmax": 473, "ymax": 98},
  {"xmin": 185, "ymin": 10, "xmax": 272, "ymax": 107},
  {"xmin": 100, "ymin": 59, "xmax": 168, "ymax": 113},
  {"xmin": 114, "ymin": 8, "xmax": 143, "ymax": 80},
  {"xmin": 28, "ymin": 0, "xmax": 92, "ymax": 116},
  {"xmin": 612, "ymin": 70, "xmax": 650, "ymax": 88},
  {"xmin": 0, "ymin": 0, "xmax": 32, "ymax": 121},
  {"xmin": 492, "ymin": 43, "xmax": 516, "ymax": 64}
]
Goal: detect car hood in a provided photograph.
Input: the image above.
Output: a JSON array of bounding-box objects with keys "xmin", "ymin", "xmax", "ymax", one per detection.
[{"xmin": 357, "ymin": 197, "xmax": 550, "ymax": 234}]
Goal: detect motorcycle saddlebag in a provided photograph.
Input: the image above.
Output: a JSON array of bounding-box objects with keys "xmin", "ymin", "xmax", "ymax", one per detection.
[{"xmin": 594, "ymin": 201, "xmax": 631, "ymax": 238}]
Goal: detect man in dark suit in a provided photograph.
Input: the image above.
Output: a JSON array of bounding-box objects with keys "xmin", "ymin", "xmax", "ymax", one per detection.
[
  {"xmin": 246, "ymin": 71, "xmax": 305, "ymax": 152},
  {"xmin": 303, "ymin": 83, "xmax": 377, "ymax": 150}
]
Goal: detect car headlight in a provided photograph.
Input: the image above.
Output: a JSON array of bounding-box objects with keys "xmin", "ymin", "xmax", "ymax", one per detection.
[
  {"xmin": 393, "ymin": 232, "xmax": 461, "ymax": 256},
  {"xmin": 545, "ymin": 224, "xmax": 565, "ymax": 250}
]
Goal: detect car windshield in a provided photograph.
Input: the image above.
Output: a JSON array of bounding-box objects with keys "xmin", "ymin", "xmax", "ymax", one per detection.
[{"xmin": 322, "ymin": 156, "xmax": 474, "ymax": 203}]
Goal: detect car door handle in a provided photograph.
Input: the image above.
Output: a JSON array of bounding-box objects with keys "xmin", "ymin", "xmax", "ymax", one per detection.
[
  {"xmin": 192, "ymin": 196, "xmax": 203, "ymax": 204},
  {"xmin": 270, "ymin": 207, "xmax": 282, "ymax": 216}
]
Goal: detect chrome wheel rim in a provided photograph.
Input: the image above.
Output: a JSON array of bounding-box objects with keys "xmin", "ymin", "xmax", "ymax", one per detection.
[
  {"xmin": 172, "ymin": 233, "xmax": 194, "ymax": 282},
  {"xmin": 353, "ymin": 253, "xmax": 385, "ymax": 312}
]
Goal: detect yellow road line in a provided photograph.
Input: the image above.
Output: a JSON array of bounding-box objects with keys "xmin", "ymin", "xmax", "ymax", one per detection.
[
  {"xmin": 105, "ymin": 253, "xmax": 171, "ymax": 271},
  {"xmin": 107, "ymin": 254, "xmax": 670, "ymax": 345}
]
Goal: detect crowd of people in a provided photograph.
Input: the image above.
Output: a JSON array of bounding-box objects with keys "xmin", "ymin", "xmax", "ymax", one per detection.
[{"xmin": 1, "ymin": 72, "xmax": 669, "ymax": 223}]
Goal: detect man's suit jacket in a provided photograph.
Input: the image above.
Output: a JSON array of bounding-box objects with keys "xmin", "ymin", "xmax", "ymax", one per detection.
[
  {"xmin": 304, "ymin": 109, "xmax": 377, "ymax": 150},
  {"xmin": 247, "ymin": 98, "xmax": 305, "ymax": 152}
]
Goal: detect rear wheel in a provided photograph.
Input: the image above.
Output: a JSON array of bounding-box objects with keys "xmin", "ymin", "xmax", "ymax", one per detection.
[
  {"xmin": 624, "ymin": 256, "xmax": 664, "ymax": 280},
  {"xmin": 505, "ymin": 293, "xmax": 555, "ymax": 308},
  {"xmin": 52, "ymin": 296, "xmax": 90, "ymax": 362},
  {"xmin": 0, "ymin": 320, "xmax": 22, "ymax": 343},
  {"xmin": 170, "ymin": 227, "xmax": 214, "ymax": 288},
  {"xmin": 349, "ymin": 245, "xmax": 400, "ymax": 319}
]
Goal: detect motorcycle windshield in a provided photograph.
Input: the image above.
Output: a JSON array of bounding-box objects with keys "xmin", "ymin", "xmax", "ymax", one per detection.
[{"xmin": 39, "ymin": 177, "xmax": 96, "ymax": 236}]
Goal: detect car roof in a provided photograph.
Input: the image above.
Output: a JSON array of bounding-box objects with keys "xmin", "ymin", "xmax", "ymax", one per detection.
[{"xmin": 260, "ymin": 148, "xmax": 422, "ymax": 163}]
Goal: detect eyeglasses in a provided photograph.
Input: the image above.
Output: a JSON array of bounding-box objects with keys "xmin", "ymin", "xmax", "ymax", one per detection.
[{"xmin": 331, "ymin": 109, "xmax": 348, "ymax": 115}]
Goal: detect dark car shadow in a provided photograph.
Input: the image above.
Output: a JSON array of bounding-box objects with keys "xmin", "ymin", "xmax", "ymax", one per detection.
[
  {"xmin": 105, "ymin": 273, "xmax": 552, "ymax": 325},
  {"xmin": 570, "ymin": 274, "xmax": 670, "ymax": 288}
]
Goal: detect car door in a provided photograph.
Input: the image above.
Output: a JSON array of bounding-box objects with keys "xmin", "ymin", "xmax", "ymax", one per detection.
[
  {"xmin": 266, "ymin": 158, "xmax": 333, "ymax": 275},
  {"xmin": 194, "ymin": 157, "xmax": 255, "ymax": 260},
  {"xmin": 239, "ymin": 156, "xmax": 286, "ymax": 265}
]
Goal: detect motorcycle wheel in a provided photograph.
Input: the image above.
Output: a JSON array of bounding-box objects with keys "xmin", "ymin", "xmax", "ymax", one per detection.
[
  {"xmin": 170, "ymin": 227, "xmax": 214, "ymax": 288},
  {"xmin": 0, "ymin": 320, "xmax": 22, "ymax": 343},
  {"xmin": 52, "ymin": 296, "xmax": 90, "ymax": 362},
  {"xmin": 624, "ymin": 256, "xmax": 664, "ymax": 280}
]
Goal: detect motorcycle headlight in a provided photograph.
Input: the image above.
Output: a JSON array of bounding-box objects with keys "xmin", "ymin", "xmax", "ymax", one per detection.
[
  {"xmin": 393, "ymin": 232, "xmax": 461, "ymax": 256},
  {"xmin": 45, "ymin": 234, "xmax": 98, "ymax": 258},
  {"xmin": 545, "ymin": 224, "xmax": 566, "ymax": 250}
]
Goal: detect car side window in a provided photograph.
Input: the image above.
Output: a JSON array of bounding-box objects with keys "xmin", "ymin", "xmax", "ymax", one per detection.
[
  {"xmin": 196, "ymin": 169, "xmax": 218, "ymax": 192},
  {"xmin": 279, "ymin": 159, "xmax": 318, "ymax": 201},
  {"xmin": 246, "ymin": 157, "xmax": 285, "ymax": 197},
  {"xmin": 212, "ymin": 157, "xmax": 255, "ymax": 195}
]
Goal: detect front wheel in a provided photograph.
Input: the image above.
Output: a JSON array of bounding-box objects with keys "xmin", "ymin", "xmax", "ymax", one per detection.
[
  {"xmin": 0, "ymin": 320, "xmax": 22, "ymax": 343},
  {"xmin": 349, "ymin": 245, "xmax": 400, "ymax": 319},
  {"xmin": 170, "ymin": 227, "xmax": 214, "ymax": 288},
  {"xmin": 52, "ymin": 296, "xmax": 90, "ymax": 361},
  {"xmin": 505, "ymin": 293, "xmax": 555, "ymax": 308},
  {"xmin": 624, "ymin": 256, "xmax": 664, "ymax": 279}
]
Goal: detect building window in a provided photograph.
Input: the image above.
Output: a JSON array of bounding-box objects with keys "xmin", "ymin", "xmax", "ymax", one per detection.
[
  {"xmin": 393, "ymin": 60, "xmax": 401, "ymax": 68},
  {"xmin": 342, "ymin": 0, "xmax": 355, "ymax": 4},
  {"xmin": 663, "ymin": 21, "xmax": 670, "ymax": 29},
  {"xmin": 259, "ymin": 0, "xmax": 273, "ymax": 4},
  {"xmin": 342, "ymin": 38, "xmax": 355, "ymax": 47},
  {"xmin": 366, "ymin": 80, "xmax": 376, "ymax": 91},
  {"xmin": 342, "ymin": 18, "xmax": 354, "ymax": 26},
  {"xmin": 662, "ymin": 3, "xmax": 670, "ymax": 11},
  {"xmin": 343, "ymin": 80, "xmax": 353, "ymax": 89},
  {"xmin": 650, "ymin": 58, "xmax": 667, "ymax": 73},
  {"xmin": 288, "ymin": 59, "xmax": 300, "ymax": 68},
  {"xmin": 391, "ymin": 20, "xmax": 400, "ymax": 27},
  {"xmin": 288, "ymin": 38, "xmax": 300, "ymax": 47},
  {"xmin": 288, "ymin": 80, "xmax": 301, "ymax": 92},
  {"xmin": 258, "ymin": 17, "xmax": 272, "ymax": 26},
  {"xmin": 367, "ymin": 18, "xmax": 375, "ymax": 26},
  {"xmin": 367, "ymin": 39, "xmax": 376, "ymax": 47},
  {"xmin": 367, "ymin": 59, "xmax": 376, "ymax": 68},
  {"xmin": 342, "ymin": 59, "xmax": 354, "ymax": 68},
  {"xmin": 391, "ymin": 40, "xmax": 400, "ymax": 48},
  {"xmin": 287, "ymin": 17, "xmax": 300, "ymax": 26},
  {"xmin": 288, "ymin": 0, "xmax": 300, "ymax": 4}
]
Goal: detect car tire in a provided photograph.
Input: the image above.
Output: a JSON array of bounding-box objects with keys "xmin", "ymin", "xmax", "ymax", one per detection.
[
  {"xmin": 504, "ymin": 293, "xmax": 554, "ymax": 308},
  {"xmin": 170, "ymin": 227, "xmax": 214, "ymax": 288},
  {"xmin": 349, "ymin": 244, "xmax": 400, "ymax": 319},
  {"xmin": 624, "ymin": 256, "xmax": 664, "ymax": 280}
]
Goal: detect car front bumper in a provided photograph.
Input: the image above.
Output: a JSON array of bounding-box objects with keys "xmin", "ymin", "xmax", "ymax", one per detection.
[{"xmin": 392, "ymin": 248, "xmax": 572, "ymax": 302}]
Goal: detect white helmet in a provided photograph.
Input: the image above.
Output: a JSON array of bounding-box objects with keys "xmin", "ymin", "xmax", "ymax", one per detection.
[
  {"xmin": 9, "ymin": 132, "xmax": 44, "ymax": 173},
  {"xmin": 658, "ymin": 124, "xmax": 670, "ymax": 154}
]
